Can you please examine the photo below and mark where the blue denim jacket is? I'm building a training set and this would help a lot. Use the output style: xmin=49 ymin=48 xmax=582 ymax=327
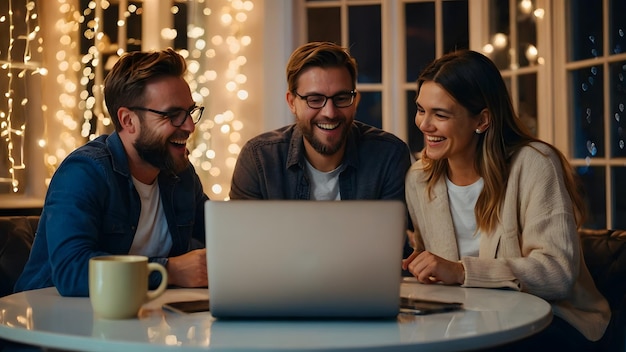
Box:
xmin=14 ymin=132 xmax=209 ymax=296
xmin=229 ymin=121 xmax=412 ymax=201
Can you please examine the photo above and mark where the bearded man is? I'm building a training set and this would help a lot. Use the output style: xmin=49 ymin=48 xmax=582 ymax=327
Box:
xmin=15 ymin=48 xmax=209 ymax=296
xmin=229 ymin=42 xmax=411 ymax=201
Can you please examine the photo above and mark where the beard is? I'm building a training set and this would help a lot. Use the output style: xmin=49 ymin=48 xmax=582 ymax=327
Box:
xmin=298 ymin=119 xmax=349 ymax=156
xmin=134 ymin=125 xmax=189 ymax=175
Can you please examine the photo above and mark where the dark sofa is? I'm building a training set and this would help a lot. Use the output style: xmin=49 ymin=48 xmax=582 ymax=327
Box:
xmin=0 ymin=216 xmax=38 ymax=297
xmin=580 ymin=228 xmax=626 ymax=350
xmin=0 ymin=216 xmax=625 ymax=349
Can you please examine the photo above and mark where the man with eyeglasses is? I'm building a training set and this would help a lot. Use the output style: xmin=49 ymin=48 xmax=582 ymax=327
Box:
xmin=230 ymin=41 xmax=412 ymax=202
xmin=15 ymin=48 xmax=209 ymax=297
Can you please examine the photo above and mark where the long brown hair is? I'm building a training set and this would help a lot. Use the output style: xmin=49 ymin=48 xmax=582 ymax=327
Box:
xmin=416 ymin=50 xmax=585 ymax=233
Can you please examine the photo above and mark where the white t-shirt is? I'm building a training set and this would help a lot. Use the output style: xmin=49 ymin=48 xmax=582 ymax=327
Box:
xmin=305 ymin=160 xmax=345 ymax=200
xmin=129 ymin=176 xmax=172 ymax=257
xmin=446 ymin=176 xmax=483 ymax=257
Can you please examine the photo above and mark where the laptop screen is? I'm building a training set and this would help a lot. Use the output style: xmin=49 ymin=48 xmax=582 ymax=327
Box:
xmin=205 ymin=200 xmax=406 ymax=319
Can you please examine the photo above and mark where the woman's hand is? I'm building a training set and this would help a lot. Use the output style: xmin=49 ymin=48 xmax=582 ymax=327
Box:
xmin=403 ymin=250 xmax=465 ymax=285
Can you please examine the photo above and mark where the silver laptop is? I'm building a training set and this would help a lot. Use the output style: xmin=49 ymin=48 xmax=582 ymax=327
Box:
xmin=204 ymin=200 xmax=406 ymax=319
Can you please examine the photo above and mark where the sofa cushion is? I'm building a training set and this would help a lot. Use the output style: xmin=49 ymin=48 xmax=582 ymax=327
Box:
xmin=580 ymin=228 xmax=626 ymax=350
xmin=0 ymin=216 xmax=39 ymax=297
xmin=580 ymin=229 xmax=626 ymax=309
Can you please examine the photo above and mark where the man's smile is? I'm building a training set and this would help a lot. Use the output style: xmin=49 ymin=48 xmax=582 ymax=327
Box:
xmin=316 ymin=122 xmax=340 ymax=130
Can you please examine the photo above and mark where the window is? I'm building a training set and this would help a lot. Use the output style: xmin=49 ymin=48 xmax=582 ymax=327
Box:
xmin=554 ymin=0 xmax=626 ymax=229
xmin=304 ymin=0 xmax=625 ymax=229
xmin=306 ymin=1 xmax=384 ymax=130
xmin=303 ymin=0 xmax=543 ymax=153
xmin=481 ymin=0 xmax=546 ymax=138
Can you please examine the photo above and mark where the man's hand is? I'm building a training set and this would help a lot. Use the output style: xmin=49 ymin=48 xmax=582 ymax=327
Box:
xmin=166 ymin=248 xmax=208 ymax=288
xmin=402 ymin=250 xmax=464 ymax=285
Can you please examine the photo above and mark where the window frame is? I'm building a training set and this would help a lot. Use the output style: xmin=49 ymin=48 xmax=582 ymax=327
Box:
xmin=553 ymin=0 xmax=626 ymax=228
xmin=300 ymin=0 xmax=553 ymax=145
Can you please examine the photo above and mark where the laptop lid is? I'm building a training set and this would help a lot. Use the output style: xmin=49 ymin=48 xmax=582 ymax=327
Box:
xmin=204 ymin=200 xmax=406 ymax=319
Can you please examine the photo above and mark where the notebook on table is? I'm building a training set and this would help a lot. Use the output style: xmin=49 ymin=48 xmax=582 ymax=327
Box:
xmin=204 ymin=200 xmax=406 ymax=319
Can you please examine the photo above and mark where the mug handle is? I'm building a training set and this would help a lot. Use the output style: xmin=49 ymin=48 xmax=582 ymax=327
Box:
xmin=145 ymin=262 xmax=168 ymax=301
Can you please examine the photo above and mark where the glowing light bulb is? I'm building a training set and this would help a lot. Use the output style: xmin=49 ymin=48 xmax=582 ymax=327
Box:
xmin=493 ymin=33 xmax=508 ymax=49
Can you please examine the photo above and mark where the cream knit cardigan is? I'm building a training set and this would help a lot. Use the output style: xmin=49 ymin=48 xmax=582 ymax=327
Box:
xmin=405 ymin=142 xmax=611 ymax=341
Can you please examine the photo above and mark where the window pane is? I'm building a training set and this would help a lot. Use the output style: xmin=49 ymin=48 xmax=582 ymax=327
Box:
xmin=567 ymin=0 xmax=602 ymax=61
xmin=610 ymin=60 xmax=626 ymax=157
xmin=518 ymin=73 xmax=538 ymax=136
xmin=571 ymin=66 xmax=605 ymax=158
xmin=349 ymin=5 xmax=382 ymax=83
xmin=577 ymin=166 xmax=606 ymax=229
xmin=442 ymin=0 xmax=469 ymax=54
xmin=516 ymin=0 xmax=538 ymax=67
xmin=613 ymin=167 xmax=626 ymax=229
xmin=172 ymin=2 xmax=189 ymax=51
xmin=405 ymin=2 xmax=435 ymax=82
xmin=488 ymin=0 xmax=510 ymax=70
xmin=98 ymin=1 xmax=143 ymax=52
xmin=355 ymin=91 xmax=382 ymax=129
xmin=307 ymin=7 xmax=341 ymax=44
xmin=609 ymin=0 xmax=626 ymax=55
xmin=406 ymin=90 xmax=422 ymax=155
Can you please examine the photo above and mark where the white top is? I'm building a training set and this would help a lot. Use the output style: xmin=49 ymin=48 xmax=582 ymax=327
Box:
xmin=0 ymin=279 xmax=552 ymax=352
xmin=130 ymin=176 xmax=172 ymax=257
xmin=305 ymin=160 xmax=344 ymax=200
xmin=446 ymin=176 xmax=483 ymax=257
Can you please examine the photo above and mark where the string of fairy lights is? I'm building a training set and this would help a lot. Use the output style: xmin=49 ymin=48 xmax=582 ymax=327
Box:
xmin=187 ymin=0 xmax=252 ymax=199
xmin=0 ymin=0 xmax=45 ymax=193
xmin=1 ymin=0 xmax=252 ymax=199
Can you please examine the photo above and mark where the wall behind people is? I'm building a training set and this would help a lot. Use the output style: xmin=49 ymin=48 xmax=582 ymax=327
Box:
xmin=0 ymin=0 xmax=299 ymax=207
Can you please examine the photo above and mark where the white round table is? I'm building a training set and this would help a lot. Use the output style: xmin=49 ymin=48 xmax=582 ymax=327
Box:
xmin=0 ymin=278 xmax=552 ymax=351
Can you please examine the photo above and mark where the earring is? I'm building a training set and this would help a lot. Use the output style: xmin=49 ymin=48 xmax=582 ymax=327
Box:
xmin=475 ymin=129 xmax=482 ymax=134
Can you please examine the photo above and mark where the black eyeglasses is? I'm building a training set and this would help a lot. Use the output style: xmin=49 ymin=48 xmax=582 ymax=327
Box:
xmin=128 ymin=105 xmax=204 ymax=127
xmin=294 ymin=90 xmax=356 ymax=109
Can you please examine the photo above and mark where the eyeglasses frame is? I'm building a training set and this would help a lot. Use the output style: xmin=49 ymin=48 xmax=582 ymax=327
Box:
xmin=293 ymin=90 xmax=357 ymax=109
xmin=128 ymin=105 xmax=204 ymax=127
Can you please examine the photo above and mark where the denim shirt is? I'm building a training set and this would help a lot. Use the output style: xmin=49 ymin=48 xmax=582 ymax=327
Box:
xmin=229 ymin=121 xmax=412 ymax=201
xmin=14 ymin=132 xmax=209 ymax=297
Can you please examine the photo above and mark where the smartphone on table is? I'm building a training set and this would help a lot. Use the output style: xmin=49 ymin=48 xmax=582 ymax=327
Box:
xmin=399 ymin=297 xmax=463 ymax=315
xmin=162 ymin=299 xmax=210 ymax=314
